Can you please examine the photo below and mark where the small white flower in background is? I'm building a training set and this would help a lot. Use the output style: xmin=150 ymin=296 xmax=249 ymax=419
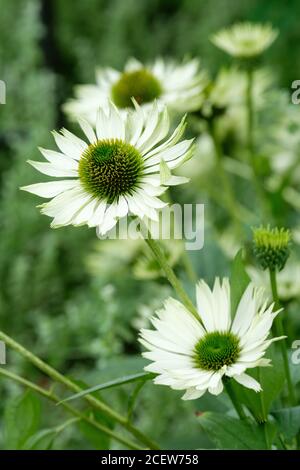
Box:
xmin=21 ymin=101 xmax=194 ymax=235
xmin=63 ymin=57 xmax=208 ymax=124
xmin=140 ymin=278 xmax=284 ymax=400
xmin=211 ymin=23 xmax=278 ymax=59
xmin=247 ymin=262 xmax=300 ymax=302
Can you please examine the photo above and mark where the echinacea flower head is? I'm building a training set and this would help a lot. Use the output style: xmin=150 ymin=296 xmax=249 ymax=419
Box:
xmin=253 ymin=226 xmax=291 ymax=271
xmin=21 ymin=101 xmax=193 ymax=234
xmin=211 ymin=23 xmax=278 ymax=59
xmin=63 ymin=58 xmax=208 ymax=124
xmin=140 ymin=278 xmax=283 ymax=400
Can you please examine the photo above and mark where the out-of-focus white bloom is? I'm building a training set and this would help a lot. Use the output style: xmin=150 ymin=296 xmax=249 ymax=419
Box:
xmin=22 ymin=101 xmax=193 ymax=235
xmin=247 ymin=261 xmax=300 ymax=301
xmin=133 ymin=240 xmax=183 ymax=280
xmin=211 ymin=23 xmax=278 ymax=59
xmin=179 ymin=134 xmax=215 ymax=181
xmin=64 ymin=58 xmax=208 ymax=124
xmin=140 ymin=279 xmax=283 ymax=400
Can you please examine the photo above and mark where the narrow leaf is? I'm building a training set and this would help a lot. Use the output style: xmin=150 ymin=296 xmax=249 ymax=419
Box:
xmin=59 ymin=372 xmax=152 ymax=404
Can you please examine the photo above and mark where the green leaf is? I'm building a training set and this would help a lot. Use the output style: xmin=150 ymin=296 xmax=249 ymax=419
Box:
xmin=24 ymin=429 xmax=57 ymax=450
xmin=232 ymin=346 xmax=285 ymax=422
xmin=59 ymin=372 xmax=152 ymax=404
xmin=230 ymin=249 xmax=251 ymax=316
xmin=4 ymin=390 xmax=41 ymax=450
xmin=198 ymin=411 xmax=266 ymax=449
xmin=272 ymin=407 xmax=300 ymax=441
xmin=127 ymin=379 xmax=148 ymax=421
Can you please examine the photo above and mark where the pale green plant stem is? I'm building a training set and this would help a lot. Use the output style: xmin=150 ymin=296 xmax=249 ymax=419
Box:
xmin=246 ymin=68 xmax=270 ymax=220
xmin=143 ymin=231 xmax=199 ymax=320
xmin=258 ymin=368 xmax=271 ymax=449
xmin=181 ymin=250 xmax=198 ymax=283
xmin=223 ymin=379 xmax=247 ymax=420
xmin=164 ymin=190 xmax=198 ymax=283
xmin=269 ymin=269 xmax=296 ymax=405
xmin=207 ymin=119 xmax=243 ymax=233
xmin=0 ymin=367 xmax=144 ymax=450
xmin=205 ymin=181 xmax=254 ymax=224
xmin=0 ymin=330 xmax=159 ymax=450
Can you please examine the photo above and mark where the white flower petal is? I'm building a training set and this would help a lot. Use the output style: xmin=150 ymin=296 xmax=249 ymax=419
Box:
xmin=72 ymin=197 xmax=99 ymax=226
xmin=52 ymin=131 xmax=83 ymax=160
xmin=196 ymin=280 xmax=216 ymax=331
xmin=78 ymin=117 xmax=97 ymax=143
xmin=182 ymin=388 xmax=205 ymax=401
xmin=21 ymin=180 xmax=79 ymax=198
xmin=87 ymin=200 xmax=107 ymax=227
xmin=233 ymin=373 xmax=262 ymax=392
xmin=28 ymin=160 xmax=78 ymax=178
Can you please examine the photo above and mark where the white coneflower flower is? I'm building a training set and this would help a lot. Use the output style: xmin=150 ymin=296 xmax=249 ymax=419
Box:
xmin=211 ymin=23 xmax=278 ymax=59
xmin=140 ymin=278 xmax=283 ymax=400
xmin=21 ymin=101 xmax=193 ymax=234
xmin=63 ymin=58 xmax=207 ymax=124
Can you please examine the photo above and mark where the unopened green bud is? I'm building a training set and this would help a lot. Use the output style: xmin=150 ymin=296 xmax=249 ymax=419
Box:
xmin=252 ymin=226 xmax=291 ymax=271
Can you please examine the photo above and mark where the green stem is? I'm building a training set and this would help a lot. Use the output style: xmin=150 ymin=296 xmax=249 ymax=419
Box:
xmin=246 ymin=68 xmax=254 ymax=159
xmin=0 ymin=330 xmax=159 ymax=450
xmin=164 ymin=190 xmax=198 ymax=283
xmin=0 ymin=367 xmax=143 ymax=450
xmin=269 ymin=269 xmax=296 ymax=405
xmin=224 ymin=379 xmax=247 ymax=420
xmin=207 ymin=120 xmax=243 ymax=232
xmin=258 ymin=368 xmax=271 ymax=449
xmin=181 ymin=250 xmax=198 ymax=283
xmin=143 ymin=231 xmax=199 ymax=320
xmin=246 ymin=68 xmax=270 ymax=221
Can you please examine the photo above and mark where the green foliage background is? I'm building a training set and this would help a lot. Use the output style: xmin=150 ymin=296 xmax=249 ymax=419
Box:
xmin=0 ymin=0 xmax=300 ymax=450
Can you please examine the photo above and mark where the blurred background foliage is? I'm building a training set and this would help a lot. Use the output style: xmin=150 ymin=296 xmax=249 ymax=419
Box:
xmin=0 ymin=0 xmax=300 ymax=449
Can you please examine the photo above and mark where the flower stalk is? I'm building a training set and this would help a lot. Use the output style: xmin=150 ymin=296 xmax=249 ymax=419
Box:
xmin=207 ymin=119 xmax=244 ymax=232
xmin=223 ymin=379 xmax=247 ymax=420
xmin=268 ymin=269 xmax=296 ymax=405
xmin=0 ymin=330 xmax=159 ymax=450
xmin=142 ymin=230 xmax=199 ymax=320
xmin=245 ymin=67 xmax=270 ymax=220
xmin=0 ymin=367 xmax=143 ymax=450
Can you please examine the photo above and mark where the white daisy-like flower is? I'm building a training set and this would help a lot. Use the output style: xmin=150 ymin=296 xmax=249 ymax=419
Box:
xmin=211 ymin=23 xmax=278 ymax=59
xmin=63 ymin=57 xmax=207 ymax=124
xmin=21 ymin=101 xmax=194 ymax=235
xmin=140 ymin=278 xmax=284 ymax=400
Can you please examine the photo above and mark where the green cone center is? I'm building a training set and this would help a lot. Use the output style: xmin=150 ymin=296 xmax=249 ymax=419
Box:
xmin=111 ymin=69 xmax=162 ymax=108
xmin=194 ymin=331 xmax=240 ymax=371
xmin=78 ymin=139 xmax=144 ymax=203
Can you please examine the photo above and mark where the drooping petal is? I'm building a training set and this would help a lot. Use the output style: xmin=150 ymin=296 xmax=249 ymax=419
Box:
xmin=233 ymin=373 xmax=262 ymax=392
xmin=182 ymin=388 xmax=205 ymax=401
